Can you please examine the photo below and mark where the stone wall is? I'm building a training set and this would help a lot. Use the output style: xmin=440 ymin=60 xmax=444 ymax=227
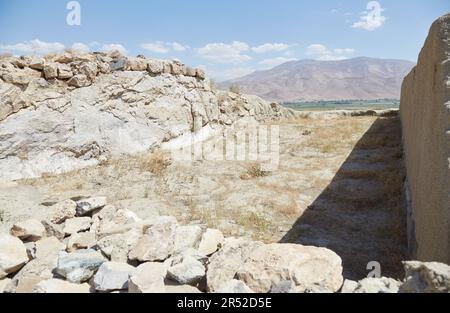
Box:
xmin=400 ymin=14 xmax=450 ymax=263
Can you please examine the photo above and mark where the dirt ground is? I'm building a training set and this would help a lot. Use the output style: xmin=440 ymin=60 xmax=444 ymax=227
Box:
xmin=0 ymin=113 xmax=407 ymax=280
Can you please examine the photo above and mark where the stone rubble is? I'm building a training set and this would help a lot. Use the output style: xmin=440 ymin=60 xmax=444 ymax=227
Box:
xmin=0 ymin=196 xmax=449 ymax=293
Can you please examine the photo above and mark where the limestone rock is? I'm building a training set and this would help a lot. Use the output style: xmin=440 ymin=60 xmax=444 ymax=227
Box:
xmin=57 ymin=64 xmax=73 ymax=80
xmin=196 ymin=69 xmax=206 ymax=80
xmin=127 ymin=57 xmax=148 ymax=71
xmin=0 ymin=234 xmax=29 ymax=279
xmin=28 ymin=57 xmax=45 ymax=70
xmin=0 ymin=278 xmax=12 ymax=293
xmin=128 ymin=216 xmax=177 ymax=262
xmin=41 ymin=220 xmax=65 ymax=240
xmin=50 ymin=200 xmax=77 ymax=224
xmin=67 ymin=74 xmax=90 ymax=88
xmin=33 ymin=279 xmax=91 ymax=293
xmin=76 ymin=197 xmax=107 ymax=216
xmin=353 ymin=277 xmax=401 ymax=293
xmin=146 ymin=59 xmax=164 ymax=74
xmin=216 ymin=280 xmax=254 ymax=293
xmin=55 ymin=249 xmax=105 ymax=283
xmin=167 ymin=256 xmax=206 ymax=285
xmin=96 ymin=228 xmax=141 ymax=262
xmin=174 ymin=225 xmax=203 ymax=254
xmin=198 ymin=228 xmax=224 ymax=256
xmin=43 ymin=63 xmax=58 ymax=80
xmin=207 ymin=238 xmax=263 ymax=292
xmin=93 ymin=262 xmax=135 ymax=292
xmin=165 ymin=284 xmax=202 ymax=293
xmin=400 ymin=261 xmax=450 ymax=293
xmin=64 ymin=217 xmax=92 ymax=235
xmin=67 ymin=232 xmax=97 ymax=252
xmin=128 ymin=262 xmax=166 ymax=293
xmin=341 ymin=279 xmax=358 ymax=293
xmin=235 ymin=243 xmax=344 ymax=293
xmin=35 ymin=237 xmax=65 ymax=259
xmin=10 ymin=219 xmax=46 ymax=242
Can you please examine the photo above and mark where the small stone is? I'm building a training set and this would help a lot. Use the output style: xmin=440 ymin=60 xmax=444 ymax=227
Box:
xmin=353 ymin=277 xmax=401 ymax=293
xmin=33 ymin=279 xmax=91 ymax=293
xmin=147 ymin=59 xmax=164 ymax=74
xmin=128 ymin=262 xmax=166 ymax=293
xmin=96 ymin=228 xmax=141 ymax=262
xmin=64 ymin=217 xmax=92 ymax=235
xmin=68 ymin=74 xmax=90 ymax=88
xmin=196 ymin=69 xmax=206 ymax=80
xmin=76 ymin=197 xmax=107 ymax=216
xmin=43 ymin=63 xmax=58 ymax=79
xmin=93 ymin=262 xmax=135 ymax=292
xmin=55 ymin=249 xmax=105 ymax=283
xmin=67 ymin=232 xmax=96 ymax=252
xmin=341 ymin=279 xmax=358 ymax=293
xmin=216 ymin=280 xmax=255 ymax=293
xmin=174 ymin=225 xmax=203 ymax=254
xmin=10 ymin=219 xmax=46 ymax=242
xmin=41 ymin=220 xmax=65 ymax=240
xmin=35 ymin=237 xmax=65 ymax=259
xmin=0 ymin=234 xmax=29 ymax=279
xmin=28 ymin=57 xmax=45 ymax=70
xmin=185 ymin=67 xmax=197 ymax=77
xmin=24 ymin=242 xmax=36 ymax=260
xmin=167 ymin=256 xmax=206 ymax=285
xmin=198 ymin=228 xmax=224 ymax=256
xmin=50 ymin=200 xmax=77 ymax=224
xmin=57 ymin=64 xmax=73 ymax=80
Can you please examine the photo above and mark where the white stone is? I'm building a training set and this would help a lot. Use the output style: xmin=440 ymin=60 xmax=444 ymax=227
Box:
xmin=64 ymin=217 xmax=92 ymax=235
xmin=93 ymin=262 xmax=135 ymax=292
xmin=35 ymin=237 xmax=65 ymax=259
xmin=76 ymin=197 xmax=107 ymax=216
xmin=174 ymin=225 xmax=203 ymax=254
xmin=128 ymin=262 xmax=166 ymax=293
xmin=167 ymin=256 xmax=205 ymax=285
xmin=10 ymin=219 xmax=46 ymax=242
xmin=216 ymin=279 xmax=254 ymax=293
xmin=33 ymin=279 xmax=91 ymax=293
xmin=0 ymin=234 xmax=29 ymax=278
xmin=55 ymin=249 xmax=105 ymax=283
xmin=198 ymin=228 xmax=224 ymax=256
xmin=67 ymin=232 xmax=97 ymax=252
xmin=50 ymin=200 xmax=77 ymax=224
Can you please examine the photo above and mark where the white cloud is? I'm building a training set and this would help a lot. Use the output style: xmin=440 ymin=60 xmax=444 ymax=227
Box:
xmin=141 ymin=41 xmax=169 ymax=53
xmin=259 ymin=57 xmax=297 ymax=68
xmin=251 ymin=43 xmax=290 ymax=54
xmin=71 ymin=42 xmax=91 ymax=53
xmin=198 ymin=41 xmax=251 ymax=64
xmin=198 ymin=64 xmax=254 ymax=81
xmin=140 ymin=41 xmax=189 ymax=53
xmin=101 ymin=43 xmax=128 ymax=55
xmin=306 ymin=44 xmax=355 ymax=61
xmin=0 ymin=39 xmax=65 ymax=55
xmin=171 ymin=42 xmax=189 ymax=52
xmin=352 ymin=1 xmax=386 ymax=31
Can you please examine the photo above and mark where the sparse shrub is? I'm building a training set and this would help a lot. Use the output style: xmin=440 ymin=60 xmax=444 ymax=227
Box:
xmin=241 ymin=163 xmax=270 ymax=179
xmin=229 ymin=84 xmax=241 ymax=94
xmin=138 ymin=151 xmax=172 ymax=176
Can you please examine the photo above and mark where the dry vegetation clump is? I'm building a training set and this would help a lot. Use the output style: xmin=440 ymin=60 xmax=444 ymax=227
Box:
xmin=137 ymin=151 xmax=172 ymax=176
xmin=241 ymin=163 xmax=270 ymax=180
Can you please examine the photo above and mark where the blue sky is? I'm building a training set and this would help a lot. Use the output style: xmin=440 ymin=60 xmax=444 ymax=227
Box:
xmin=0 ymin=0 xmax=448 ymax=80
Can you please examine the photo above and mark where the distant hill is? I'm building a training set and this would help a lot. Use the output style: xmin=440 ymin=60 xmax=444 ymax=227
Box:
xmin=220 ymin=57 xmax=415 ymax=102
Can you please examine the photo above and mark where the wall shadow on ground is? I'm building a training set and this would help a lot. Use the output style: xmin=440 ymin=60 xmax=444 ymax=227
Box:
xmin=280 ymin=115 xmax=407 ymax=280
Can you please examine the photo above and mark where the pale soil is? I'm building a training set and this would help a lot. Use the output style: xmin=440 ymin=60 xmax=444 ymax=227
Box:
xmin=0 ymin=114 xmax=406 ymax=280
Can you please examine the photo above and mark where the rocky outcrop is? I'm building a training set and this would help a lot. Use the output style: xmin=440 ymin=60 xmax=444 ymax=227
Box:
xmin=400 ymin=13 xmax=450 ymax=264
xmin=0 ymin=51 xmax=296 ymax=181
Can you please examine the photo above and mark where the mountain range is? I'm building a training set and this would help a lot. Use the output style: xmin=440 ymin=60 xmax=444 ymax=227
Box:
xmin=220 ymin=57 xmax=415 ymax=102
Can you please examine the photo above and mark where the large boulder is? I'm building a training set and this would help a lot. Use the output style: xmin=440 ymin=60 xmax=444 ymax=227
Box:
xmin=55 ymin=249 xmax=106 ymax=283
xmin=93 ymin=262 xmax=135 ymax=292
xmin=128 ymin=262 xmax=166 ymax=293
xmin=128 ymin=216 xmax=177 ymax=262
xmin=167 ymin=256 xmax=206 ymax=286
xmin=173 ymin=225 xmax=203 ymax=254
xmin=207 ymin=238 xmax=263 ymax=292
xmin=0 ymin=234 xmax=29 ymax=279
xmin=10 ymin=219 xmax=46 ymax=242
xmin=235 ymin=243 xmax=344 ymax=293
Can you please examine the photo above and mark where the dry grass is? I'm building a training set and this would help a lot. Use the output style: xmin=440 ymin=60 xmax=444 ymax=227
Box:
xmin=137 ymin=151 xmax=172 ymax=176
